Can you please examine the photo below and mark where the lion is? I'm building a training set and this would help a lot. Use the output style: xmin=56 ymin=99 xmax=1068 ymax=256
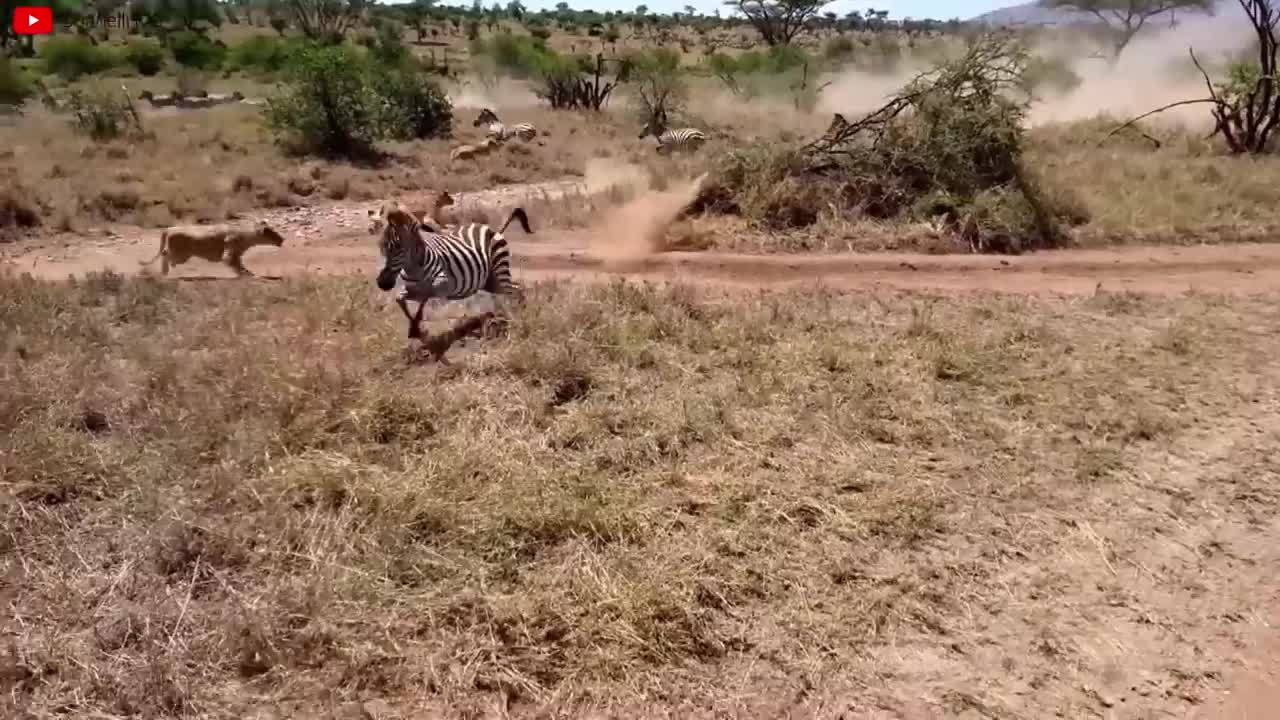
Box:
xmin=449 ymin=137 xmax=500 ymax=162
xmin=367 ymin=190 xmax=455 ymax=235
xmin=139 ymin=220 xmax=286 ymax=277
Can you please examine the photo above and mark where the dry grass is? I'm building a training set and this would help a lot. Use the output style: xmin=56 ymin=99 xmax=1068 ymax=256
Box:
xmin=1029 ymin=118 xmax=1280 ymax=246
xmin=2 ymin=272 xmax=1278 ymax=716
xmin=0 ymin=98 xmax=638 ymax=232
xmin=687 ymin=118 xmax=1280 ymax=254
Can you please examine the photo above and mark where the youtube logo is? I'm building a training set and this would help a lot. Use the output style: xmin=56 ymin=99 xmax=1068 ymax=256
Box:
xmin=13 ymin=7 xmax=54 ymax=35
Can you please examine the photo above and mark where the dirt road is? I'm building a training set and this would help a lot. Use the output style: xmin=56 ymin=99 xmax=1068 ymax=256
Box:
xmin=3 ymin=181 xmax=1280 ymax=296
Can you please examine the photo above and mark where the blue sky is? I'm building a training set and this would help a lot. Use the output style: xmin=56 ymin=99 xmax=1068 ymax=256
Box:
xmin=427 ymin=0 xmax=1016 ymax=23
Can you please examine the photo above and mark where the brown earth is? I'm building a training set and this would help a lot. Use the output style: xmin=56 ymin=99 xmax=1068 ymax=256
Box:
xmin=3 ymin=181 xmax=1280 ymax=298
xmin=3 ymin=182 xmax=1279 ymax=719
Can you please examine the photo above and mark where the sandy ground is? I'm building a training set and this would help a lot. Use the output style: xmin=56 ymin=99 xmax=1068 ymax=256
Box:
xmin=2 ymin=181 xmax=1279 ymax=718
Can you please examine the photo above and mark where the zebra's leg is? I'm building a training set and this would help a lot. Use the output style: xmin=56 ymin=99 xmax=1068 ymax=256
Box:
xmin=408 ymin=301 xmax=428 ymax=340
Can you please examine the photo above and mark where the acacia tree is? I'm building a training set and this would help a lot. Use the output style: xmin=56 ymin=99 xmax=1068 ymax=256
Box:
xmin=1040 ymin=0 xmax=1215 ymax=62
xmin=724 ymin=0 xmax=826 ymax=46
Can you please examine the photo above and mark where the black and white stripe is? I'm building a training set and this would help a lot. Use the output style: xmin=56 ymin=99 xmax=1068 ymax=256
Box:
xmin=473 ymin=108 xmax=537 ymax=142
xmin=376 ymin=207 xmax=533 ymax=338
xmin=639 ymin=123 xmax=707 ymax=155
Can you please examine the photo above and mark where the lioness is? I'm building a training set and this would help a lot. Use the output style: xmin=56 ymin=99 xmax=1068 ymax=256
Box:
xmin=367 ymin=191 xmax=455 ymax=235
xmin=139 ymin=220 xmax=286 ymax=277
xmin=450 ymin=137 xmax=500 ymax=162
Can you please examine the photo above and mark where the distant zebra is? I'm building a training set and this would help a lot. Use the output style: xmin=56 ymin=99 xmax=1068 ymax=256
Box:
xmin=639 ymin=122 xmax=707 ymax=155
xmin=473 ymin=108 xmax=537 ymax=142
xmin=374 ymin=203 xmax=534 ymax=339
xmin=138 ymin=90 xmax=181 ymax=108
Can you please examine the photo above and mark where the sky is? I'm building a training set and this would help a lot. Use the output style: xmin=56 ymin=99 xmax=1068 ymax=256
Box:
xmin=426 ymin=0 xmax=1017 ymax=23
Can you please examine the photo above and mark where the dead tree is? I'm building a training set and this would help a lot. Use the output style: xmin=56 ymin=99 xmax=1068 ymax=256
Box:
xmin=1109 ymin=0 xmax=1279 ymax=154
xmin=538 ymin=54 xmax=627 ymax=111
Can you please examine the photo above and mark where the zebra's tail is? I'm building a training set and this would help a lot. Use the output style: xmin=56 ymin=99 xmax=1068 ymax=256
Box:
xmin=499 ymin=207 xmax=533 ymax=235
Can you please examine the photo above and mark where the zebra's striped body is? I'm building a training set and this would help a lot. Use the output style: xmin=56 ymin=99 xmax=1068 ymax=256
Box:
xmin=375 ymin=204 xmax=533 ymax=339
xmin=473 ymin=108 xmax=537 ymax=142
xmin=651 ymin=128 xmax=707 ymax=155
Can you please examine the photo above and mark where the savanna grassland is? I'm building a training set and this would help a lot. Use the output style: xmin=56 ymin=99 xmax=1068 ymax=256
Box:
xmin=3 ymin=1 xmax=1280 ymax=718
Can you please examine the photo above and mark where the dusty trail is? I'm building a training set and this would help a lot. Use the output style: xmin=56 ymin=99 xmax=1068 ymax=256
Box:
xmin=3 ymin=181 xmax=1280 ymax=297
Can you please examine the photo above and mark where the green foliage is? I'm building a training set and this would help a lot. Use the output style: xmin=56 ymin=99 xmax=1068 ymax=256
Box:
xmin=123 ymin=40 xmax=166 ymax=77
xmin=627 ymin=47 xmax=686 ymax=129
xmin=263 ymin=42 xmax=454 ymax=157
xmin=1217 ymin=59 xmax=1264 ymax=105
xmin=373 ymin=68 xmax=454 ymax=140
xmin=39 ymin=37 xmax=121 ymax=80
xmin=264 ymin=44 xmax=384 ymax=157
xmin=472 ymin=32 xmax=574 ymax=81
xmin=167 ymin=30 xmax=227 ymax=69
xmin=0 ymin=55 xmax=34 ymax=107
xmin=367 ymin=18 xmax=409 ymax=65
xmin=704 ymin=46 xmax=816 ymax=98
xmin=228 ymin=35 xmax=305 ymax=75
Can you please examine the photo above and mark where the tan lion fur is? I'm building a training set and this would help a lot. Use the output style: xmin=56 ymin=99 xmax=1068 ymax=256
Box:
xmin=367 ymin=191 xmax=455 ymax=236
xmin=139 ymin=220 xmax=286 ymax=277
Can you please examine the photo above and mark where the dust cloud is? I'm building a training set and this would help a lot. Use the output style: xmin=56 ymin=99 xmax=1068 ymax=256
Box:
xmin=816 ymin=61 xmax=933 ymax=119
xmin=807 ymin=4 xmax=1255 ymax=131
xmin=584 ymin=173 xmax=708 ymax=266
xmin=582 ymin=156 xmax=651 ymax=197
xmin=449 ymin=78 xmax=542 ymax=111
xmin=1027 ymin=6 xmax=1257 ymax=127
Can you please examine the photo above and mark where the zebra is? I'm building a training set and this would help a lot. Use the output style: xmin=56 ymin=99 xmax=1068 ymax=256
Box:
xmin=138 ymin=90 xmax=181 ymax=108
xmin=374 ymin=203 xmax=534 ymax=339
xmin=473 ymin=108 xmax=537 ymax=142
xmin=639 ymin=122 xmax=708 ymax=155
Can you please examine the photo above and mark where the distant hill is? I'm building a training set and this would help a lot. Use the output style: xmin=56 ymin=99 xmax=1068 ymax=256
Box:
xmin=967 ymin=1 xmax=1231 ymax=27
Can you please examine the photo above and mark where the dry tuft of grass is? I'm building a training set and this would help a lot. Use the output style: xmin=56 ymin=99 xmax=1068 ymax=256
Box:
xmin=2 ymin=271 xmax=1278 ymax=716
xmin=1028 ymin=118 xmax=1280 ymax=245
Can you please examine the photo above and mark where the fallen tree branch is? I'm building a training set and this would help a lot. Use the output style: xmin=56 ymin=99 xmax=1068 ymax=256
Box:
xmin=1101 ymin=98 xmax=1218 ymax=147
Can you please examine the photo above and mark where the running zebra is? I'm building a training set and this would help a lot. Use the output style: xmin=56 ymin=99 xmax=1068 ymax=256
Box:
xmin=374 ymin=203 xmax=534 ymax=339
xmin=473 ymin=108 xmax=537 ymax=142
xmin=639 ymin=121 xmax=708 ymax=155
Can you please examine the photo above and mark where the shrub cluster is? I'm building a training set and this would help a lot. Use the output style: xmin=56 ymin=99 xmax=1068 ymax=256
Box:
xmin=263 ymin=43 xmax=453 ymax=158
xmin=701 ymin=33 xmax=1089 ymax=253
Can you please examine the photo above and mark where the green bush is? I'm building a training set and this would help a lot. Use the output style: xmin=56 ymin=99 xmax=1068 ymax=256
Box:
xmin=228 ymin=35 xmax=303 ymax=75
xmin=168 ymin=30 xmax=227 ymax=70
xmin=0 ymin=55 xmax=34 ymax=107
xmin=473 ymin=33 xmax=557 ymax=78
xmin=264 ymin=43 xmax=456 ymax=156
xmin=123 ymin=40 xmax=166 ymax=76
xmin=40 ymin=37 xmax=121 ymax=80
xmin=374 ymin=69 xmax=454 ymax=140
xmin=262 ymin=44 xmax=385 ymax=157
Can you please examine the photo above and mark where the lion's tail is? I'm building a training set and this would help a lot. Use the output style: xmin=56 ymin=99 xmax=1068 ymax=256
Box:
xmin=138 ymin=231 xmax=167 ymax=267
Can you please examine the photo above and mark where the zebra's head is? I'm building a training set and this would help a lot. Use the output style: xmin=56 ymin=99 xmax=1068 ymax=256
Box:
xmin=375 ymin=203 xmax=419 ymax=292
xmin=473 ymin=108 xmax=499 ymax=128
